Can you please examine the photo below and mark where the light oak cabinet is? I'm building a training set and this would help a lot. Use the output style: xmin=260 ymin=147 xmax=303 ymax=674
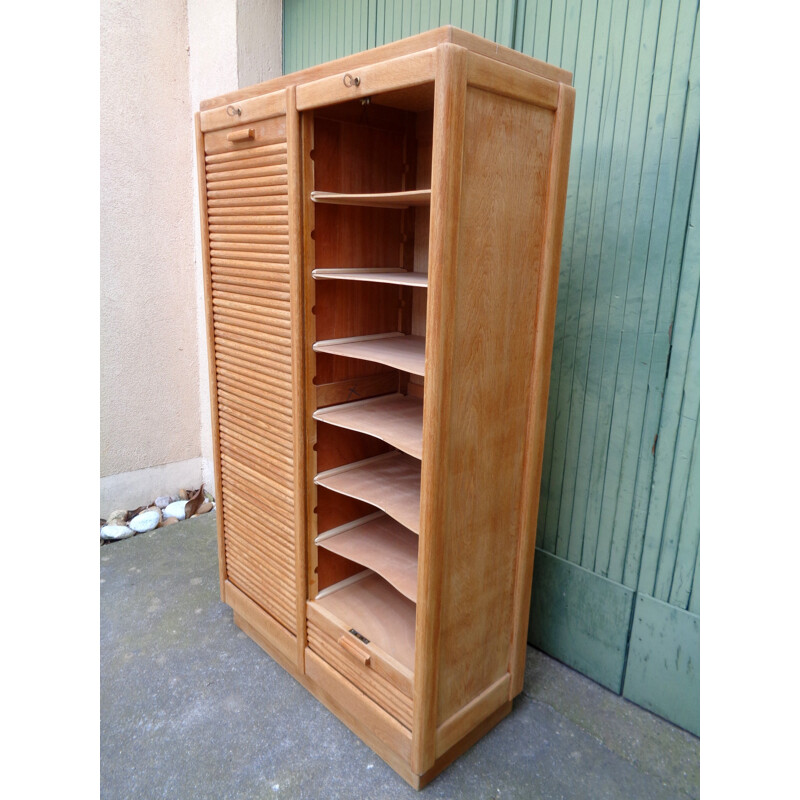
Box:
xmin=195 ymin=27 xmax=574 ymax=789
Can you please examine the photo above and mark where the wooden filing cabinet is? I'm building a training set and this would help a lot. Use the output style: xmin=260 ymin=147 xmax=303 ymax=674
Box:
xmin=195 ymin=26 xmax=574 ymax=789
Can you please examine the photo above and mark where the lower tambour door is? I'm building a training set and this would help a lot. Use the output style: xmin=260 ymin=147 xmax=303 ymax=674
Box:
xmin=199 ymin=97 xmax=298 ymax=634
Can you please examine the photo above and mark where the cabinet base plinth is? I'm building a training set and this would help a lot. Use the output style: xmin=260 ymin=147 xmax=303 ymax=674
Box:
xmin=228 ymin=592 xmax=514 ymax=790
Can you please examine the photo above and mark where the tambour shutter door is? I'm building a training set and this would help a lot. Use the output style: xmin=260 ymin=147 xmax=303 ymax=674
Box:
xmin=202 ymin=101 xmax=297 ymax=632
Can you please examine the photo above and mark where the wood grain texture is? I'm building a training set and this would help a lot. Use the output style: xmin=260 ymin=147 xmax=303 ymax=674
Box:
xmin=413 ymin=41 xmax=469 ymax=774
xmin=200 ymin=95 xmax=300 ymax=646
xmin=429 ymin=83 xmax=556 ymax=726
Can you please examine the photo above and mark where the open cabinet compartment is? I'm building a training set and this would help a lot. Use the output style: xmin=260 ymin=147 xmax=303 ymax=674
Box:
xmin=302 ymin=86 xmax=434 ymax=712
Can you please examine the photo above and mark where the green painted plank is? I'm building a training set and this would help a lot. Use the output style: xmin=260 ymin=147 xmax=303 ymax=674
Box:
xmin=512 ymin=0 xmax=527 ymax=51
xmin=687 ymin=538 xmax=699 ymax=615
xmin=439 ymin=0 xmax=454 ymax=28
xmin=529 ymin=548 xmax=635 ymax=693
xmin=367 ymin=0 xmax=377 ymax=48
xmin=639 ymin=160 xmax=700 ymax=597
xmin=550 ymin=0 xmax=612 ymax=561
xmin=622 ymin=593 xmax=699 ymax=735
xmin=539 ymin=0 xmax=601 ymax=557
xmin=591 ymin=0 xmax=664 ymax=579
xmin=545 ymin=0 xmax=567 ymax=68
xmin=576 ymin=0 xmax=650 ymax=572
xmin=603 ymin=0 xmax=686 ymax=585
xmin=669 ymin=412 xmax=699 ymax=609
xmin=536 ymin=0 xmax=583 ymax=551
xmin=625 ymin=1 xmax=699 ymax=591
xmin=559 ymin=0 xmax=629 ymax=567
xmin=532 ymin=0 xmax=551 ymax=58
xmin=653 ymin=299 xmax=699 ymax=601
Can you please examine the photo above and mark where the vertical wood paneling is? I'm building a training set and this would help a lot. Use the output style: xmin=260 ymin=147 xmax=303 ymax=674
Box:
xmin=282 ymin=0 xmax=700 ymax=624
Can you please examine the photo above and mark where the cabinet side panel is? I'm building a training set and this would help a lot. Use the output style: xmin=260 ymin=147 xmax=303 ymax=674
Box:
xmin=202 ymin=100 xmax=299 ymax=637
xmin=434 ymin=87 xmax=555 ymax=723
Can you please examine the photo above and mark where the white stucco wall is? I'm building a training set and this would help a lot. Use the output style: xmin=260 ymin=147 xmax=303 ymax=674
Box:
xmin=100 ymin=0 xmax=282 ymax=516
xmin=101 ymin=0 xmax=200 ymax=513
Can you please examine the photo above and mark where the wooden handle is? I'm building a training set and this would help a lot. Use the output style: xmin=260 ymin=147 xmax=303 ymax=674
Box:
xmin=338 ymin=634 xmax=371 ymax=666
xmin=227 ymin=128 xmax=255 ymax=142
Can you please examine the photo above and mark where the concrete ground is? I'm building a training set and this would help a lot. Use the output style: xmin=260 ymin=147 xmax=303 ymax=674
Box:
xmin=100 ymin=513 xmax=699 ymax=800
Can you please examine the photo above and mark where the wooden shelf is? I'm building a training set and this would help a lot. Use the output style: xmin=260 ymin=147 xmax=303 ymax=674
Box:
xmin=314 ymin=572 xmax=416 ymax=670
xmin=311 ymin=189 xmax=431 ymax=208
xmin=315 ymin=451 xmax=421 ymax=534
xmin=317 ymin=513 xmax=419 ymax=602
xmin=313 ymin=333 xmax=425 ymax=377
xmin=312 ymin=268 xmax=429 ymax=288
xmin=314 ymin=393 xmax=423 ymax=459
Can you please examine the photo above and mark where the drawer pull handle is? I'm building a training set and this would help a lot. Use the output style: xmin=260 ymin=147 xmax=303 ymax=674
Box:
xmin=338 ymin=634 xmax=370 ymax=666
xmin=227 ymin=128 xmax=255 ymax=142
xmin=343 ymin=73 xmax=360 ymax=88
xmin=226 ymin=105 xmax=242 ymax=116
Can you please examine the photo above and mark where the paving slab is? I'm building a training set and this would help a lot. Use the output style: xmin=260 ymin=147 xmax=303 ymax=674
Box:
xmin=100 ymin=513 xmax=699 ymax=800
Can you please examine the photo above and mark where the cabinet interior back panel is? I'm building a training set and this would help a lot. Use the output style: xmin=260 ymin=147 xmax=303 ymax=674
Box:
xmin=205 ymin=120 xmax=297 ymax=634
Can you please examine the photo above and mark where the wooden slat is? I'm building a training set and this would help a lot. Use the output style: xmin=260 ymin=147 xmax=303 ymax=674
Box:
xmin=205 ymin=141 xmax=287 ymax=165
xmin=206 ymin=164 xmax=288 ymax=182
xmin=208 ymin=205 xmax=290 ymax=217
xmin=222 ymin=507 xmax=295 ymax=565
xmin=315 ymin=452 xmax=421 ymax=534
xmin=206 ymin=153 xmax=288 ymax=173
xmin=215 ymin=337 xmax=292 ymax=366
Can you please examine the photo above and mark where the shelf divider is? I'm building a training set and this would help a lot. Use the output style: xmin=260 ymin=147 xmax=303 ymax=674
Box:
xmin=313 ymin=333 xmax=425 ymax=377
xmin=314 ymin=451 xmax=421 ymax=534
xmin=314 ymin=393 xmax=423 ymax=459
xmin=312 ymin=268 xmax=428 ymax=288
xmin=317 ymin=513 xmax=419 ymax=602
xmin=310 ymin=189 xmax=431 ymax=208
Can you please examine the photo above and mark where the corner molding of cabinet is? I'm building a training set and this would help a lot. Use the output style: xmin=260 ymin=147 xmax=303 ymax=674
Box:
xmin=412 ymin=41 xmax=469 ymax=775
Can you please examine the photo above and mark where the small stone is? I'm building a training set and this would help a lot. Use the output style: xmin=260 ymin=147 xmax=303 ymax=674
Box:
xmin=160 ymin=516 xmax=180 ymax=527
xmin=163 ymin=500 xmax=188 ymax=520
xmin=192 ymin=502 xmax=213 ymax=517
xmin=101 ymin=524 xmax=135 ymax=541
xmin=155 ymin=496 xmax=171 ymax=509
xmin=107 ymin=509 xmax=127 ymax=526
xmin=129 ymin=508 xmax=162 ymax=533
xmin=170 ymin=494 xmax=181 ymax=503
xmin=179 ymin=488 xmax=189 ymax=500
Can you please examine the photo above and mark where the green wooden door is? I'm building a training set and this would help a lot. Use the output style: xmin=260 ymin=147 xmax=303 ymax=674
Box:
xmin=284 ymin=0 xmax=700 ymax=736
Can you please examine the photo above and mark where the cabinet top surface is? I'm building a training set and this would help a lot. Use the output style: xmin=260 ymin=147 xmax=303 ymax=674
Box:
xmin=199 ymin=25 xmax=572 ymax=112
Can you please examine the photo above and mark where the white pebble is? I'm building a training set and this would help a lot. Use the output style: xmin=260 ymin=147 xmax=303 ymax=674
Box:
xmin=163 ymin=500 xmax=188 ymax=520
xmin=101 ymin=525 xmax=135 ymax=541
xmin=129 ymin=508 xmax=161 ymax=533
